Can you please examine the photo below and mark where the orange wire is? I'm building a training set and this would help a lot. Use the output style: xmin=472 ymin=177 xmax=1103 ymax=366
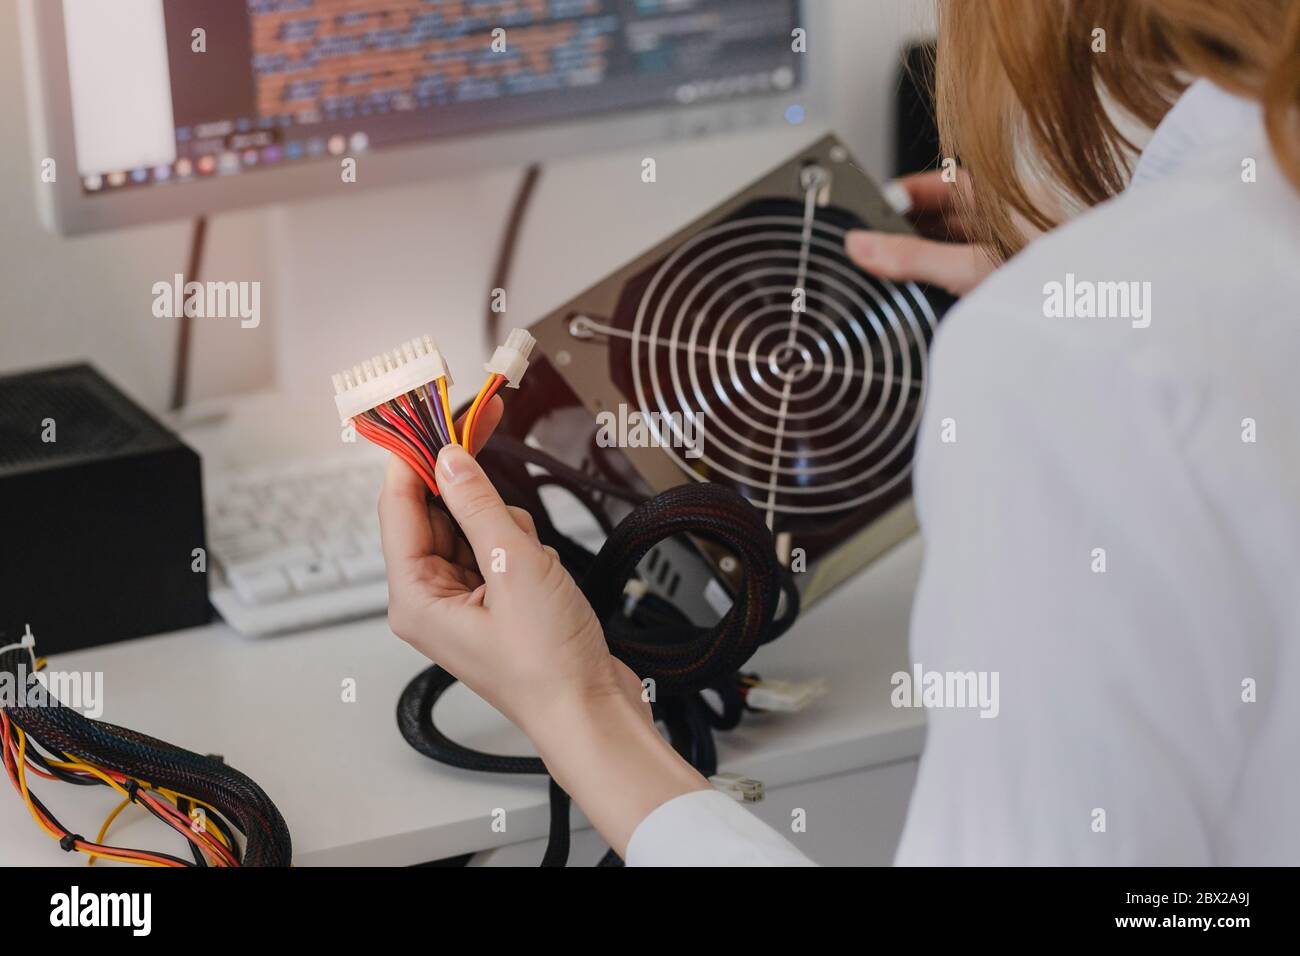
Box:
xmin=0 ymin=713 xmax=188 ymax=867
xmin=464 ymin=375 xmax=505 ymax=454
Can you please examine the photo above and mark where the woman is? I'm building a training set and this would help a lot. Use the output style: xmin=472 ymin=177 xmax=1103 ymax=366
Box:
xmin=379 ymin=0 xmax=1300 ymax=865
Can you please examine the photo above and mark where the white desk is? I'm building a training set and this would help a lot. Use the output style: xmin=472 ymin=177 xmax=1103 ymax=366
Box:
xmin=1 ymin=394 xmax=927 ymax=866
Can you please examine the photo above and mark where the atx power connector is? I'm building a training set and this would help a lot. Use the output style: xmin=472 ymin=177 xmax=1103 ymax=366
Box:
xmin=484 ymin=328 xmax=536 ymax=388
xmin=331 ymin=334 xmax=452 ymax=424
xmin=330 ymin=329 xmax=535 ymax=495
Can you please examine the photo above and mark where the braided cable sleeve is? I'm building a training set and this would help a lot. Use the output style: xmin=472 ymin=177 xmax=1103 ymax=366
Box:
xmin=1 ymin=647 xmax=292 ymax=866
xmin=396 ymin=664 xmax=544 ymax=775
xmin=396 ymin=663 xmax=572 ymax=864
xmin=396 ymin=448 xmax=797 ymax=866
xmin=580 ymin=482 xmax=782 ymax=695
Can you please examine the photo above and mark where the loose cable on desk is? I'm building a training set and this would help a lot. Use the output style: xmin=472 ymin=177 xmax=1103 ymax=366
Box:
xmin=0 ymin=642 xmax=292 ymax=867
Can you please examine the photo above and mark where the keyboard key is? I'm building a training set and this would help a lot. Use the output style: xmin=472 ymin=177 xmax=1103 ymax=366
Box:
xmin=228 ymin=567 xmax=291 ymax=606
xmin=273 ymin=518 xmax=315 ymax=543
xmin=338 ymin=550 xmax=387 ymax=584
xmin=214 ymin=528 xmax=281 ymax=561
xmin=315 ymin=535 xmax=359 ymax=558
xmin=224 ymin=544 xmax=316 ymax=575
xmin=286 ymin=559 xmax=342 ymax=594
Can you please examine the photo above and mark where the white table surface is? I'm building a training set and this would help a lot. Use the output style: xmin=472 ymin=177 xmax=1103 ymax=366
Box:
xmin=0 ymin=393 xmax=927 ymax=866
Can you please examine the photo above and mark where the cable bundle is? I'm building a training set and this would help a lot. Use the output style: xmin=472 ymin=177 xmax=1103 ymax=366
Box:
xmin=398 ymin=434 xmax=801 ymax=866
xmin=0 ymin=643 xmax=291 ymax=866
xmin=332 ymin=330 xmax=802 ymax=866
xmin=332 ymin=330 xmax=536 ymax=493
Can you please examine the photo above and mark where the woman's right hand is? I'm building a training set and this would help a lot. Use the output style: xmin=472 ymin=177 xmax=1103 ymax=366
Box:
xmin=845 ymin=170 xmax=993 ymax=297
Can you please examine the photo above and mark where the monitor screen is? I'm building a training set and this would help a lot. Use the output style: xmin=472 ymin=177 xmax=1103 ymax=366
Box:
xmin=62 ymin=0 xmax=804 ymax=197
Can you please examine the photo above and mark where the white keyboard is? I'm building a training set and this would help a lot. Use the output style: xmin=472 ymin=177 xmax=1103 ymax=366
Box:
xmin=206 ymin=455 xmax=390 ymax=636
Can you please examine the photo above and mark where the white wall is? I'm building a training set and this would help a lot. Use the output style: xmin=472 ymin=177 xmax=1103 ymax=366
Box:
xmin=0 ymin=0 xmax=932 ymax=415
xmin=0 ymin=1 xmax=275 ymax=411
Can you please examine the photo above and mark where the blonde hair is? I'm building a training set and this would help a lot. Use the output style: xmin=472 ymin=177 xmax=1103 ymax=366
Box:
xmin=935 ymin=0 xmax=1300 ymax=260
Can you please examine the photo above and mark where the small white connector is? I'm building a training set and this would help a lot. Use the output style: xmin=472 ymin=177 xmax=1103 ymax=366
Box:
xmin=745 ymin=677 xmax=828 ymax=713
xmin=0 ymin=623 xmax=38 ymax=671
xmin=710 ymin=772 xmax=765 ymax=803
xmin=621 ymin=577 xmax=649 ymax=617
xmin=331 ymin=334 xmax=451 ymax=424
xmin=485 ymin=328 xmax=537 ymax=388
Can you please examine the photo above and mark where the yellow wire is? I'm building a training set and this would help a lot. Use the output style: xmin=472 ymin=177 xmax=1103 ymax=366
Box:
xmin=155 ymin=787 xmax=233 ymax=850
xmin=39 ymin=753 xmax=231 ymax=862
xmin=461 ymin=374 xmax=497 ymax=455
xmin=15 ymin=728 xmax=61 ymax=839
xmin=87 ymin=797 xmax=132 ymax=866
xmin=437 ymin=377 xmax=458 ymax=446
xmin=13 ymin=734 xmax=182 ymax=867
xmin=44 ymin=754 xmax=130 ymax=797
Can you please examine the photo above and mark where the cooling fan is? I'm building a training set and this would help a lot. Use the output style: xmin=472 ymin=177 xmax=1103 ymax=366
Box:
xmin=499 ymin=135 xmax=952 ymax=609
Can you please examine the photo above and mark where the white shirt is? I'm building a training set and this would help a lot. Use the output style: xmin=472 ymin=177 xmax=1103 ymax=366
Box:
xmin=626 ymin=81 xmax=1300 ymax=866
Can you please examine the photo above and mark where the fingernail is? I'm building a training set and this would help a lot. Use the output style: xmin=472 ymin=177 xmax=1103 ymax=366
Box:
xmin=846 ymin=230 xmax=878 ymax=260
xmin=436 ymin=444 xmax=476 ymax=485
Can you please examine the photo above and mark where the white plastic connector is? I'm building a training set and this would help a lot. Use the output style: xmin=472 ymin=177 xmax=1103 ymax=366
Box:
xmin=331 ymin=334 xmax=452 ymax=424
xmin=485 ymin=328 xmax=537 ymax=388
xmin=621 ymin=577 xmax=649 ymax=617
xmin=0 ymin=623 xmax=38 ymax=671
xmin=745 ymin=677 xmax=828 ymax=713
xmin=709 ymin=772 xmax=765 ymax=803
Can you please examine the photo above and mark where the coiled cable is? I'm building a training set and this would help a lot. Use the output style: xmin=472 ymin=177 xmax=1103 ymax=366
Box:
xmin=397 ymin=437 xmax=799 ymax=866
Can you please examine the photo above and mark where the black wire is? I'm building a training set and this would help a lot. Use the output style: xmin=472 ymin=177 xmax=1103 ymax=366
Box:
xmin=540 ymin=779 xmax=571 ymax=867
xmin=18 ymin=741 xmax=102 ymax=786
xmin=397 ymin=437 xmax=798 ymax=866
xmin=485 ymin=163 xmax=543 ymax=352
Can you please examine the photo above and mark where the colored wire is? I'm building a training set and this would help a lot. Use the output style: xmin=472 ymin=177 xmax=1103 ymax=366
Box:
xmin=347 ymin=367 xmax=506 ymax=494
xmin=357 ymin=414 xmax=438 ymax=494
xmin=463 ymin=373 xmax=505 ymax=455
xmin=1 ymin=647 xmax=291 ymax=867
xmin=437 ymin=378 xmax=458 ymax=446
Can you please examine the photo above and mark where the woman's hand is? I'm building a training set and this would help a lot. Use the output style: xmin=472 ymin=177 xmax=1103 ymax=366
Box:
xmin=845 ymin=170 xmax=993 ymax=296
xmin=378 ymin=397 xmax=642 ymax=734
xmin=377 ymin=399 xmax=709 ymax=854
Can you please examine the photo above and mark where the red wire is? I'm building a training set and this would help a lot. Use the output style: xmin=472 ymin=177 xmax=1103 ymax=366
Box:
xmin=141 ymin=790 xmax=238 ymax=866
xmin=397 ymin=393 xmax=432 ymax=446
xmin=0 ymin=713 xmax=191 ymax=867
xmin=375 ymin=403 xmax=439 ymax=476
xmin=356 ymin=418 xmax=431 ymax=487
xmin=358 ymin=418 xmax=433 ymax=487
xmin=356 ymin=416 xmax=439 ymax=494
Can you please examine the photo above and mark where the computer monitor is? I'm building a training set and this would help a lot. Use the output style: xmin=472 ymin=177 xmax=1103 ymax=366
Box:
xmin=21 ymin=0 xmax=824 ymax=235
